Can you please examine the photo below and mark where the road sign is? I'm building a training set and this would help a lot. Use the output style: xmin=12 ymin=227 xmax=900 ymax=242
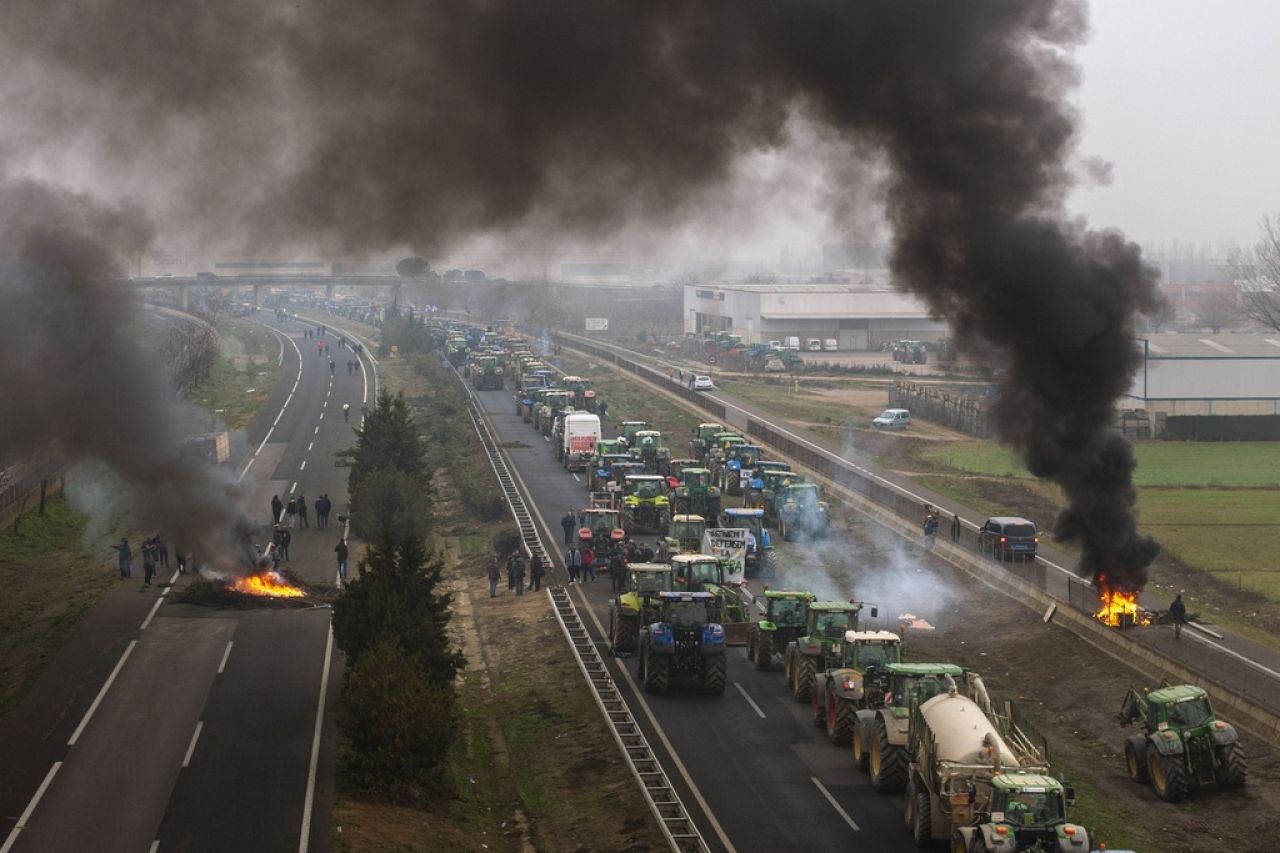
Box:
xmin=585 ymin=317 xmax=609 ymax=331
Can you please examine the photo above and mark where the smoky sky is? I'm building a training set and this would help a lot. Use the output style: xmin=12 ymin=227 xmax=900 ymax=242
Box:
xmin=0 ymin=0 xmax=1159 ymax=588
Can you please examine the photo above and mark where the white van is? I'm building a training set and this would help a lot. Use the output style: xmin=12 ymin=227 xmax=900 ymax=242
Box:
xmin=783 ymin=336 xmax=801 ymax=351
xmin=560 ymin=412 xmax=602 ymax=471
xmin=822 ymin=339 xmax=838 ymax=351
xmin=806 ymin=338 xmax=822 ymax=351
xmin=872 ymin=408 xmax=912 ymax=430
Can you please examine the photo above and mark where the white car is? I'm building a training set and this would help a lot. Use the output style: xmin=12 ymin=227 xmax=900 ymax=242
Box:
xmin=692 ymin=375 xmax=715 ymax=391
xmin=872 ymin=408 xmax=911 ymax=430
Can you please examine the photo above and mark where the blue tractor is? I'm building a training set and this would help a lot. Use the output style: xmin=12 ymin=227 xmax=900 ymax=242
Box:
xmin=722 ymin=507 xmax=777 ymax=577
xmin=637 ymin=592 xmax=727 ymax=695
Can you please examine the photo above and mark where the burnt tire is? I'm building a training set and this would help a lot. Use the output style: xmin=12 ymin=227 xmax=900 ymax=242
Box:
xmin=1149 ymin=747 xmax=1189 ymax=803
xmin=827 ymin=696 xmax=856 ymax=745
xmin=791 ymin=653 xmax=816 ymax=703
xmin=911 ymin=784 xmax=932 ymax=848
xmin=754 ymin=632 xmax=774 ymax=671
xmin=1216 ymin=742 xmax=1248 ymax=788
xmin=852 ymin=717 xmax=873 ymax=771
xmin=702 ymin=654 xmax=727 ymax=695
xmin=872 ymin=716 xmax=908 ymax=793
xmin=1124 ymin=735 xmax=1149 ymax=783
xmin=642 ymin=650 xmax=669 ymax=694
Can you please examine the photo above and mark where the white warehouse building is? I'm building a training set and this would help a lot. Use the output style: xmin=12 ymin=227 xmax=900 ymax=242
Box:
xmin=1126 ymin=334 xmax=1280 ymax=416
xmin=683 ymin=280 xmax=945 ymax=350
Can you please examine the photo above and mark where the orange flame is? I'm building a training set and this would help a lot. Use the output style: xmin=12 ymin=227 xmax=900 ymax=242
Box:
xmin=1095 ymin=585 xmax=1149 ymax=627
xmin=228 ymin=570 xmax=306 ymax=598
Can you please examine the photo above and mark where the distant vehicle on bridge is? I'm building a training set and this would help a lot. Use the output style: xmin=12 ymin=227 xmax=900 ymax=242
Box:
xmin=196 ymin=271 xmax=218 ymax=281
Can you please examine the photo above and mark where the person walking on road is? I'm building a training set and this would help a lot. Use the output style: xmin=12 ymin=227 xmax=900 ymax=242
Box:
xmin=950 ymin=514 xmax=962 ymax=543
xmin=597 ymin=400 xmax=607 ymax=421
xmin=581 ymin=546 xmax=596 ymax=582
xmin=141 ymin=538 xmax=157 ymax=586
xmin=155 ymin=535 xmax=169 ymax=568
xmin=1170 ymin=593 xmax=1187 ymax=640
xmin=297 ymin=495 xmax=310 ymax=528
xmin=528 ymin=551 xmax=545 ymax=592
xmin=321 ymin=495 xmax=332 ymax=529
xmin=565 ymin=545 xmax=582 ymax=584
xmin=610 ymin=552 xmax=626 ymax=593
xmin=271 ymin=494 xmax=283 ymax=524
xmin=175 ymin=549 xmax=187 ymax=574
xmin=112 ymin=538 xmax=133 ymax=579
xmin=561 ymin=510 xmax=576 ymax=546
xmin=280 ymin=527 xmax=291 ymax=561
xmin=343 ymin=403 xmax=350 ymax=422
xmin=488 ymin=558 xmax=501 ymax=597
xmin=316 ymin=339 xmax=324 ymax=357
xmin=286 ymin=496 xmax=297 ymax=528
xmin=335 ymin=538 xmax=349 ymax=584
xmin=329 ymin=359 xmax=336 ymax=376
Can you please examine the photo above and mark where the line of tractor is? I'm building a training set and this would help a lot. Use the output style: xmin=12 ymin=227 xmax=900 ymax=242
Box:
xmin=441 ymin=321 xmax=1249 ymax=852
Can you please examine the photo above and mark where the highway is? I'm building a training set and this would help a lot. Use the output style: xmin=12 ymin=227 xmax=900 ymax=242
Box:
xmin=0 ymin=314 xmax=371 ymax=853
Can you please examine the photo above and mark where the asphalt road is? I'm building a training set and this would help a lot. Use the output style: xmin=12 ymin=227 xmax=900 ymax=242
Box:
xmin=469 ymin=384 xmax=918 ymax=853
xmin=0 ymin=314 xmax=371 ymax=853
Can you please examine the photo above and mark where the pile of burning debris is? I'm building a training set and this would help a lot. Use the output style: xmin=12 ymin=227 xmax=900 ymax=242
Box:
xmin=178 ymin=550 xmax=312 ymax=608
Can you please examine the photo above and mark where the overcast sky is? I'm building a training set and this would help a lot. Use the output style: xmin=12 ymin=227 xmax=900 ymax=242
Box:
xmin=1069 ymin=0 xmax=1280 ymax=250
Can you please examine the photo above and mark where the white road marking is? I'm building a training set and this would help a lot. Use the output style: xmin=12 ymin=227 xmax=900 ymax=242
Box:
xmin=1200 ymin=338 xmax=1233 ymax=353
xmin=299 ymin=460 xmax=307 ymax=471
xmin=571 ymin=472 xmax=581 ymax=482
xmin=290 ymin=481 xmax=298 ymax=495
xmin=241 ymin=321 xmax=304 ymax=482
xmin=1265 ymin=338 xmax=1280 ymax=349
xmin=149 ymin=841 xmax=160 ymax=853
xmin=314 ymin=426 xmax=319 ymax=435
xmin=734 ymin=682 xmax=766 ymax=719
xmin=298 ymin=625 xmax=335 ymax=853
xmin=68 ymin=640 xmax=137 ymax=746
xmin=217 ymin=641 xmax=234 ymax=674
xmin=811 ymin=777 xmax=860 ymax=831
xmin=543 ymin=434 xmax=549 ymax=442
xmin=1146 ymin=341 xmax=1167 ymax=354
xmin=140 ymin=596 xmax=165 ymax=631
xmin=319 ymin=412 xmax=324 ymax=420
xmin=307 ymin=442 xmax=313 ymax=451
xmin=182 ymin=721 xmax=204 ymax=768
xmin=0 ymin=762 xmax=62 ymax=853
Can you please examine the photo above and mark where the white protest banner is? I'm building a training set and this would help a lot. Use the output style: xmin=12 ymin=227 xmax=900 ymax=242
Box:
xmin=702 ymin=528 xmax=748 ymax=585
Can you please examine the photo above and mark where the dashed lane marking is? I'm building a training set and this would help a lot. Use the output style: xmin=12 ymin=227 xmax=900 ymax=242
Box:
xmin=0 ymin=762 xmax=62 ymax=853
xmin=217 ymin=641 xmax=233 ymax=674
xmin=182 ymin=721 xmax=204 ymax=768
xmin=734 ymin=682 xmax=766 ymax=719
xmin=811 ymin=777 xmax=860 ymax=831
xmin=68 ymin=641 xmax=137 ymax=746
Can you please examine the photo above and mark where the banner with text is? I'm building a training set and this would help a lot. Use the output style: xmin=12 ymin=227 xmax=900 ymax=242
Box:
xmin=702 ymin=528 xmax=748 ymax=585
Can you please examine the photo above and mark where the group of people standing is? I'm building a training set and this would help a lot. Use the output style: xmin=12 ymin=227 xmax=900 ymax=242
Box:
xmin=111 ymin=535 xmax=184 ymax=586
xmin=270 ymin=493 xmax=335 ymax=529
xmin=490 ymin=547 xmax=546 ymax=596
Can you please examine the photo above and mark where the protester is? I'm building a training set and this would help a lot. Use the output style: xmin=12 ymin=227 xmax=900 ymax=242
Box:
xmin=1170 ymin=593 xmax=1187 ymax=640
xmin=297 ymin=495 xmax=309 ymax=528
xmin=528 ymin=551 xmax=545 ymax=592
xmin=488 ymin=559 xmax=501 ymax=598
xmin=565 ymin=545 xmax=582 ymax=584
xmin=335 ymin=538 xmax=349 ymax=583
xmin=271 ymin=494 xmax=283 ymax=524
xmin=561 ymin=510 xmax=576 ymax=545
xmin=286 ymin=496 xmax=298 ymax=528
xmin=141 ymin=538 xmax=157 ymax=586
xmin=112 ymin=538 xmax=132 ymax=580
xmin=581 ymin=546 xmax=596 ymax=582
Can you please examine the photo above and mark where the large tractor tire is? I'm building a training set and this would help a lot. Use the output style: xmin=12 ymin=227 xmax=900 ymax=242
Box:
xmin=791 ymin=653 xmax=816 ymax=703
xmin=910 ymin=780 xmax=933 ymax=848
xmin=1216 ymin=742 xmax=1248 ymax=788
xmin=658 ymin=509 xmax=671 ymax=536
xmin=760 ymin=549 xmax=778 ymax=578
xmin=641 ymin=649 xmax=669 ymax=694
xmin=622 ymin=506 xmax=636 ymax=533
xmin=810 ymin=681 xmax=827 ymax=728
xmin=727 ymin=470 xmax=741 ymax=496
xmin=1124 ymin=735 xmax=1149 ymax=783
xmin=610 ymin=607 xmax=639 ymax=654
xmin=826 ymin=695 xmax=856 ymax=745
xmin=871 ymin=716 xmax=908 ymax=792
xmin=852 ymin=714 xmax=874 ymax=771
xmin=779 ymin=516 xmax=792 ymax=542
xmin=702 ymin=654 xmax=727 ymax=695
xmin=1148 ymin=747 xmax=1189 ymax=803
xmin=754 ymin=632 xmax=775 ymax=672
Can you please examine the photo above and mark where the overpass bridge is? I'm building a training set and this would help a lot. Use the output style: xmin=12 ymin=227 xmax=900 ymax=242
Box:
xmin=131 ymin=274 xmax=413 ymax=308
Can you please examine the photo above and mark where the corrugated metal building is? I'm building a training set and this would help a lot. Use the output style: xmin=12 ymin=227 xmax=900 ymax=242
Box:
xmin=1126 ymin=334 xmax=1280 ymax=415
xmin=683 ymin=279 xmax=945 ymax=350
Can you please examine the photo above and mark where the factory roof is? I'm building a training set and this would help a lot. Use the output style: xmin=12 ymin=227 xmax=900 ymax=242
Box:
xmin=1142 ymin=334 xmax=1280 ymax=358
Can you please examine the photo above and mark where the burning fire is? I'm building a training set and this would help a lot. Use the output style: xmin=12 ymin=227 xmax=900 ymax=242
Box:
xmin=228 ymin=570 xmax=306 ymax=598
xmin=1095 ymin=584 xmax=1149 ymax=628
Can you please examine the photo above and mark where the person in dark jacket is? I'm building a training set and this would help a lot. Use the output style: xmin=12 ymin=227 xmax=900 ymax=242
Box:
xmin=297 ymin=495 xmax=309 ymax=528
xmin=528 ymin=552 xmax=545 ymax=592
xmin=141 ymin=538 xmax=157 ymax=586
xmin=280 ymin=527 xmax=291 ymax=561
xmin=565 ymin=545 xmax=582 ymax=584
xmin=507 ymin=549 xmax=525 ymax=591
xmin=1170 ymin=593 xmax=1187 ymax=639
xmin=286 ymin=496 xmax=298 ymax=528
xmin=335 ymin=538 xmax=349 ymax=583
xmin=950 ymin=514 xmax=962 ymax=543
xmin=561 ymin=510 xmax=576 ymax=545
xmin=271 ymin=495 xmax=284 ymax=524
xmin=112 ymin=538 xmax=132 ymax=579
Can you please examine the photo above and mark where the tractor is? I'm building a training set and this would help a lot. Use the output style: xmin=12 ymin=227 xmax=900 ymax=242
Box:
xmin=533 ymin=389 xmax=571 ymax=435
xmin=513 ymin=375 xmax=549 ymax=416
xmin=776 ymin=482 xmax=830 ymax=541
xmin=578 ymin=508 xmax=624 ymax=555
xmin=589 ymin=452 xmax=632 ymax=492
xmin=1119 ymin=682 xmax=1247 ymax=802
xmin=719 ymin=444 xmax=764 ymax=496
xmin=742 ymin=461 xmax=792 ymax=508
xmin=637 ymin=591 xmax=727 ymax=695
xmin=721 ymin=508 xmax=775 ymax=577
xmin=608 ymin=563 xmax=673 ymax=654
xmin=706 ymin=432 xmax=747 ymax=483
xmin=670 ymin=466 xmax=721 ymax=522
xmin=518 ymin=386 xmax=550 ymax=421
xmin=618 ymin=420 xmax=651 ymax=447
xmin=631 ymin=430 xmax=671 ymax=475
xmin=745 ymin=590 xmax=813 ymax=672
xmin=689 ymin=422 xmax=724 ymax=463
xmin=760 ymin=470 xmax=803 ymax=522
xmin=621 ymin=474 xmax=672 ymax=534
xmin=469 ymin=354 xmax=503 ymax=390
xmin=562 ymin=375 xmax=596 ymax=412
xmin=783 ymin=601 xmax=865 ymax=702
xmin=665 ymin=514 xmax=706 ymax=555
xmin=810 ymin=629 xmax=899 ymax=745
xmin=669 ymin=554 xmax=750 ymax=645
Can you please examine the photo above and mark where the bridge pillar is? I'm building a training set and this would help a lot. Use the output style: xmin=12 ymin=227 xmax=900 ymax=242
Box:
xmin=178 ymin=285 xmax=189 ymax=310
xmin=252 ymin=284 xmax=262 ymax=308
xmin=326 ymin=282 xmax=336 ymax=301
xmin=392 ymin=282 xmax=404 ymax=306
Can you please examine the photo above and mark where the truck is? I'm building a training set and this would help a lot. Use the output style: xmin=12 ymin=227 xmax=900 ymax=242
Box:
xmin=559 ymin=412 xmax=601 ymax=471
xmin=809 ymin=630 xmax=901 ymax=745
xmin=637 ymin=591 xmax=727 ymax=695
xmin=1118 ymin=682 xmax=1247 ymax=802
xmin=905 ymin=681 xmax=1089 ymax=851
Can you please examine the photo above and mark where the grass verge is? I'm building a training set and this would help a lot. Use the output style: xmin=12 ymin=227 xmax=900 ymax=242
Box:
xmin=187 ymin=320 xmax=283 ymax=431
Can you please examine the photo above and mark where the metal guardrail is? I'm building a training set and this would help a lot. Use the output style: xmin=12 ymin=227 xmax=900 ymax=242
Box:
xmin=449 ymin=364 xmax=709 ymax=853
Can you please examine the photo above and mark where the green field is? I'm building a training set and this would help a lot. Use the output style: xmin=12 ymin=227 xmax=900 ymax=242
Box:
xmin=188 ymin=321 xmax=282 ymax=431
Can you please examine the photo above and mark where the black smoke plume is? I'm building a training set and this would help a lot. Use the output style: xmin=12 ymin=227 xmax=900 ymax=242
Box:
xmin=2 ymin=0 xmax=1160 ymax=589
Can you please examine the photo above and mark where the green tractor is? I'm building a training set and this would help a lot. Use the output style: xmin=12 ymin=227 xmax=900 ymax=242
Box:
xmin=670 ymin=466 xmax=721 ymax=522
xmin=589 ymin=452 xmax=633 ymax=492
xmin=637 ymin=591 xmax=727 ymax=695
xmin=760 ymin=470 xmax=803 ymax=521
xmin=669 ymin=554 xmax=751 ymax=645
xmin=745 ymin=590 xmax=813 ymax=672
xmin=631 ymin=430 xmax=671 ymax=476
xmin=719 ymin=443 xmax=764 ymax=496
xmin=1119 ymin=682 xmax=1247 ymax=802
xmin=743 ymin=460 xmax=792 ymax=508
xmin=783 ymin=601 xmax=864 ymax=702
xmin=853 ymin=663 xmax=973 ymax=793
xmin=689 ymin=422 xmax=724 ymax=463
xmin=665 ymin=514 xmax=707 ymax=555
xmin=534 ymin=389 xmax=571 ymax=435
xmin=776 ymin=482 xmax=830 ymax=541
xmin=608 ymin=563 xmax=673 ymax=654
xmin=618 ymin=420 xmax=651 ymax=447
xmin=809 ymin=629 xmax=899 ymax=745
xmin=721 ymin=507 xmax=775 ymax=577
xmin=621 ymin=474 xmax=672 ymax=535
xmin=469 ymin=354 xmax=503 ymax=390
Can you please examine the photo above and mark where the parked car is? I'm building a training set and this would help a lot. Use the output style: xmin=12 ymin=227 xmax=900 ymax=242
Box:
xmin=806 ymin=338 xmax=822 ymax=351
xmin=692 ymin=375 xmax=715 ymax=391
xmin=872 ymin=408 xmax=911 ymax=430
xmin=822 ymin=339 xmax=838 ymax=351
xmin=763 ymin=358 xmax=786 ymax=373
xmin=977 ymin=517 xmax=1039 ymax=561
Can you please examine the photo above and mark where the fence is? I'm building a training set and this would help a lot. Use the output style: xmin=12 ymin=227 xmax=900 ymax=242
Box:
xmin=888 ymin=382 xmax=995 ymax=438
xmin=0 ymin=451 xmax=65 ymax=530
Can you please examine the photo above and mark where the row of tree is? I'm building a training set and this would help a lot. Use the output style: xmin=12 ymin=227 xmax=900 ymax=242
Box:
xmin=332 ymin=389 xmax=464 ymax=803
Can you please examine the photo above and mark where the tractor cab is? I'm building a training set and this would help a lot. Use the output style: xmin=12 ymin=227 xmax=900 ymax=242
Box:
xmin=631 ymin=430 xmax=671 ymax=474
xmin=578 ymin=508 xmax=623 ymax=552
xmin=666 ymin=514 xmax=706 ymax=554
xmin=838 ymin=630 xmax=901 ymax=673
xmin=670 ymin=554 xmax=724 ymax=591
xmin=971 ymin=772 xmax=1082 ymax=851
xmin=590 ymin=453 xmax=634 ymax=491
xmin=624 ymin=474 xmax=668 ymax=500
xmin=618 ymin=421 xmax=651 ymax=446
xmin=762 ymin=590 xmax=811 ymax=628
xmin=689 ymin=422 xmax=724 ymax=461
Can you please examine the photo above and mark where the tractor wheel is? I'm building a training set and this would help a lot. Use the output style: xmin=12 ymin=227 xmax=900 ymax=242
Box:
xmin=871 ymin=716 xmax=908 ymax=793
xmin=852 ymin=716 xmax=872 ymax=771
xmin=622 ymin=506 xmax=635 ymax=533
xmin=761 ymin=549 xmax=778 ymax=578
xmin=791 ymin=653 xmax=816 ymax=703
xmin=658 ymin=510 xmax=671 ymax=536
xmin=702 ymin=654 xmax=726 ymax=695
xmin=811 ymin=679 xmax=826 ymax=728
xmin=1216 ymin=742 xmax=1248 ymax=788
xmin=780 ymin=517 xmax=792 ymax=542
xmin=911 ymin=783 xmax=933 ymax=848
xmin=611 ymin=608 xmax=639 ymax=654
xmin=1148 ymin=747 xmax=1189 ymax=803
xmin=746 ymin=628 xmax=757 ymax=663
xmin=754 ymin=632 xmax=774 ymax=672
xmin=676 ymin=496 xmax=690 ymax=514
xmin=728 ymin=470 xmax=741 ymax=496
xmin=827 ymin=696 xmax=855 ymax=745
xmin=1124 ymin=735 xmax=1149 ymax=783
xmin=642 ymin=650 xmax=669 ymax=694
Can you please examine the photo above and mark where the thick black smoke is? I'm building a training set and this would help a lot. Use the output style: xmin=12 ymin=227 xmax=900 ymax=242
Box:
xmin=0 ymin=178 xmax=257 ymax=567
xmin=2 ymin=0 xmax=1160 ymax=588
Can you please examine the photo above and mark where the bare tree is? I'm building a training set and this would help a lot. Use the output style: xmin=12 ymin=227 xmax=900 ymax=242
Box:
xmin=1195 ymin=290 xmax=1238 ymax=334
xmin=1230 ymin=215 xmax=1280 ymax=331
